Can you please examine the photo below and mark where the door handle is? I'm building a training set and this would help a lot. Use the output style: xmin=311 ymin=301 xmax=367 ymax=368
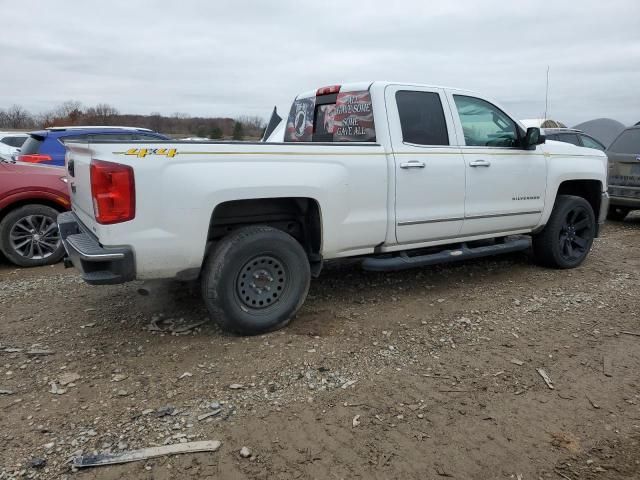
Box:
xmin=469 ymin=159 xmax=491 ymax=167
xmin=400 ymin=160 xmax=426 ymax=169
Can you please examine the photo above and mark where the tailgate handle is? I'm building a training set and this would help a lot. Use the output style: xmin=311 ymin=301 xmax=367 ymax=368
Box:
xmin=400 ymin=160 xmax=426 ymax=169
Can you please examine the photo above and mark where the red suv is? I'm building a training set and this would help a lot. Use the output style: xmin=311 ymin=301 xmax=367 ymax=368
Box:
xmin=0 ymin=161 xmax=69 ymax=267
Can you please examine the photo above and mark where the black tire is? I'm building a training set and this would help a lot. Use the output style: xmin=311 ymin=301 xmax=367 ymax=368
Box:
xmin=0 ymin=204 xmax=64 ymax=267
xmin=532 ymin=195 xmax=595 ymax=269
xmin=201 ymin=225 xmax=311 ymax=335
xmin=607 ymin=206 xmax=630 ymax=221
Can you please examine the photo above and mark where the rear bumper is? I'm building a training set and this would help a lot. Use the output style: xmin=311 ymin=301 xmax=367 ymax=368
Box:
xmin=57 ymin=211 xmax=135 ymax=285
xmin=610 ymin=196 xmax=640 ymax=208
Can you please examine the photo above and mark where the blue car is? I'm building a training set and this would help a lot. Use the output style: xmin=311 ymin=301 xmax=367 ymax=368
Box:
xmin=17 ymin=126 xmax=169 ymax=166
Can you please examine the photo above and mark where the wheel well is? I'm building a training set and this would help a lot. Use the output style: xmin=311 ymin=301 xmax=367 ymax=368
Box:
xmin=0 ymin=199 xmax=66 ymax=223
xmin=556 ymin=180 xmax=602 ymax=216
xmin=208 ymin=197 xmax=322 ymax=265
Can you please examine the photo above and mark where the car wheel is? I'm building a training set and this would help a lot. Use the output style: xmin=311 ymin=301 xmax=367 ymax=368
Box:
xmin=532 ymin=195 xmax=595 ymax=269
xmin=607 ymin=206 xmax=630 ymax=221
xmin=0 ymin=205 xmax=65 ymax=267
xmin=201 ymin=225 xmax=311 ymax=335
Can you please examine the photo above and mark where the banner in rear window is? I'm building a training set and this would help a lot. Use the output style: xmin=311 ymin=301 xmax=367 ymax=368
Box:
xmin=284 ymin=90 xmax=375 ymax=142
xmin=285 ymin=97 xmax=316 ymax=142
xmin=333 ymin=91 xmax=375 ymax=142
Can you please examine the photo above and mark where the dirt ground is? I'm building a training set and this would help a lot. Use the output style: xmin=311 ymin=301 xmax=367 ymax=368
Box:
xmin=1 ymin=218 xmax=639 ymax=480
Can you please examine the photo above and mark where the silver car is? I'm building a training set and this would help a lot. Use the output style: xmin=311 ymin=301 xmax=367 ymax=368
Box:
xmin=542 ymin=128 xmax=606 ymax=151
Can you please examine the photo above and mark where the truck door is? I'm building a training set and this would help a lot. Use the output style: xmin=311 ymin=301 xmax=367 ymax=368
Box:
xmin=385 ymin=85 xmax=466 ymax=244
xmin=446 ymin=93 xmax=546 ymax=236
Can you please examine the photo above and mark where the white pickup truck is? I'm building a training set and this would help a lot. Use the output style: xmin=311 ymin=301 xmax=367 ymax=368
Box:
xmin=59 ymin=81 xmax=609 ymax=335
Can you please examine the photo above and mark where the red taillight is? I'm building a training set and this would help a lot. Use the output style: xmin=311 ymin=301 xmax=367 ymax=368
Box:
xmin=18 ymin=154 xmax=52 ymax=163
xmin=90 ymin=159 xmax=135 ymax=224
xmin=316 ymin=84 xmax=341 ymax=96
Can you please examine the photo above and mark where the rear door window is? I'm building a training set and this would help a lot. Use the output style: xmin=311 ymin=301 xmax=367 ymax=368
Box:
xmin=88 ymin=133 xmax=136 ymax=142
xmin=609 ymin=129 xmax=640 ymax=154
xmin=395 ymin=91 xmax=449 ymax=145
xmin=1 ymin=136 xmax=27 ymax=148
xmin=59 ymin=135 xmax=87 ymax=144
xmin=284 ymin=90 xmax=376 ymax=142
xmin=134 ymin=133 xmax=166 ymax=141
xmin=13 ymin=136 xmax=27 ymax=148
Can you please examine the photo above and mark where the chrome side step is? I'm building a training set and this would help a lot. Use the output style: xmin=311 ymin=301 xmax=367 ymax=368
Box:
xmin=361 ymin=237 xmax=531 ymax=272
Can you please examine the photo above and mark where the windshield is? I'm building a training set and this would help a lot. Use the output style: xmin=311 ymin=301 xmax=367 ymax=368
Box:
xmin=609 ymin=129 xmax=640 ymax=154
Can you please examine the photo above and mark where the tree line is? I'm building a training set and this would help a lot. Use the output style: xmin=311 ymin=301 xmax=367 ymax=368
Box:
xmin=0 ymin=101 xmax=266 ymax=140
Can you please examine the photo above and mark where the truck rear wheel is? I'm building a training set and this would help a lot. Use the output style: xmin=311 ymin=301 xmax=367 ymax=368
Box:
xmin=201 ymin=225 xmax=310 ymax=335
xmin=532 ymin=195 xmax=595 ymax=269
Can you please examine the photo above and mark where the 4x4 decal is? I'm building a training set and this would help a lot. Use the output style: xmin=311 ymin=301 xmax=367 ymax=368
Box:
xmin=125 ymin=148 xmax=177 ymax=158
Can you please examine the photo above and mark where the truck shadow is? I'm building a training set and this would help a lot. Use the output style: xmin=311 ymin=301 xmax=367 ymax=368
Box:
xmin=99 ymin=249 xmax=533 ymax=339
xmin=616 ymin=213 xmax=640 ymax=227
xmin=88 ymin=225 xmax=620 ymax=341
xmin=290 ymin=250 xmax=533 ymax=336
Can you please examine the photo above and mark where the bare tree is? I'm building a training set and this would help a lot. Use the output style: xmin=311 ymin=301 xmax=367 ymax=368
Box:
xmin=0 ymin=102 xmax=265 ymax=138
xmin=51 ymin=100 xmax=84 ymax=125
xmin=85 ymin=103 xmax=119 ymax=125
xmin=35 ymin=110 xmax=56 ymax=128
xmin=237 ymin=115 xmax=266 ymax=131
xmin=54 ymin=100 xmax=83 ymax=118
xmin=234 ymin=115 xmax=266 ymax=138
xmin=4 ymin=105 xmax=32 ymax=129
xmin=148 ymin=112 xmax=164 ymax=133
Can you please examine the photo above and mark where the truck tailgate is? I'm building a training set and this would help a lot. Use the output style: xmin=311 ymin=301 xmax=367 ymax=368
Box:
xmin=64 ymin=142 xmax=98 ymax=232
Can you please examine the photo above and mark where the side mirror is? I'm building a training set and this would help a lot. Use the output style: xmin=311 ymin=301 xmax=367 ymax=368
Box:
xmin=523 ymin=127 xmax=545 ymax=150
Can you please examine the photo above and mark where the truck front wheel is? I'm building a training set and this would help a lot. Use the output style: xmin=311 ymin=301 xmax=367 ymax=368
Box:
xmin=532 ymin=195 xmax=595 ymax=269
xmin=201 ymin=225 xmax=311 ymax=335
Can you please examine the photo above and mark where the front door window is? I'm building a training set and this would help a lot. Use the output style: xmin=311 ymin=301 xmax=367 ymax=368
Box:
xmin=453 ymin=95 xmax=519 ymax=148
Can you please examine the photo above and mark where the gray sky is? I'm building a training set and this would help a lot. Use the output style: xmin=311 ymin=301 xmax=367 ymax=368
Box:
xmin=2 ymin=0 xmax=639 ymax=126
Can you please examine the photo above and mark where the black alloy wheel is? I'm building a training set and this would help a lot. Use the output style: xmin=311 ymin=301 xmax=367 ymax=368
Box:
xmin=558 ymin=205 xmax=592 ymax=262
xmin=0 ymin=204 xmax=65 ymax=267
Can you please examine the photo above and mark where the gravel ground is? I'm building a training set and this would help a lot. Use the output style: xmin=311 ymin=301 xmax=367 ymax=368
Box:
xmin=1 ymin=218 xmax=639 ymax=480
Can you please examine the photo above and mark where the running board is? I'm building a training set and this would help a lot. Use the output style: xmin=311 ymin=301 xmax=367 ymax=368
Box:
xmin=361 ymin=237 xmax=531 ymax=272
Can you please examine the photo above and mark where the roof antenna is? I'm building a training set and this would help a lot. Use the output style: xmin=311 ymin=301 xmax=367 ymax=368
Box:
xmin=544 ymin=65 xmax=550 ymax=120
